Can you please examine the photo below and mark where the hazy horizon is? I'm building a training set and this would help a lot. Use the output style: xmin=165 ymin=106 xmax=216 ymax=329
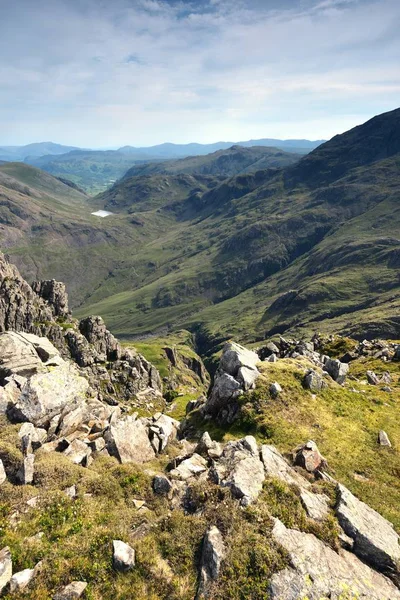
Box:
xmin=1 ymin=0 xmax=399 ymax=147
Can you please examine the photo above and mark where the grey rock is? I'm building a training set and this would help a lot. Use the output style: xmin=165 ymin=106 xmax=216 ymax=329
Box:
xmin=269 ymin=519 xmax=400 ymax=599
xmin=211 ymin=437 xmax=264 ymax=506
xmin=261 ymin=445 xmax=311 ymax=489
xmin=16 ymin=453 xmax=34 ymax=485
xmin=169 ymin=453 xmax=208 ymax=481
xmin=367 ymin=370 xmax=380 ymax=385
xmin=323 ymin=357 xmax=349 ymax=384
xmin=0 ymin=547 xmax=12 ymax=593
xmin=267 ymin=353 xmax=278 ymax=363
xmin=219 ymin=342 xmax=259 ymax=377
xmin=53 ymin=581 xmax=88 ymax=600
xmin=11 ymin=362 xmax=89 ymax=427
xmin=105 ymin=415 xmax=155 ymax=464
xmin=63 ymin=440 xmax=92 ymax=466
xmin=113 ymin=540 xmax=135 ymax=572
xmin=300 ymin=489 xmax=330 ymax=521
xmin=196 ymin=432 xmax=223 ymax=459
xmin=237 ymin=366 xmax=258 ymax=390
xmin=303 ymin=369 xmax=326 ymax=392
xmin=153 ymin=474 xmax=172 ymax=495
xmin=0 ymin=332 xmax=44 ymax=380
xmin=31 ymin=279 xmax=69 ymax=317
xmin=204 ymin=373 xmax=242 ymax=416
xmin=196 ymin=526 xmax=226 ymax=599
xmin=378 ymin=430 xmax=392 ymax=447
xmin=336 ymin=483 xmax=400 ymax=580
xmin=18 ymin=423 xmax=47 ymax=450
xmin=14 ymin=332 xmax=60 ymax=363
xmin=9 ymin=561 xmax=42 ymax=593
xmin=148 ymin=414 xmax=179 ymax=452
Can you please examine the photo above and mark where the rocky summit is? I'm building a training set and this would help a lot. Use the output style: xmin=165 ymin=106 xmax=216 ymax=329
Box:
xmin=0 ymin=252 xmax=398 ymax=599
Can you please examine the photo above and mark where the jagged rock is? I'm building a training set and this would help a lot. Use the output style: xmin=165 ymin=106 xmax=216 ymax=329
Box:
xmin=211 ymin=436 xmax=264 ymax=506
xmin=9 ymin=362 xmax=89 ymax=427
xmin=269 ymin=519 xmax=400 ymax=599
xmin=169 ymin=453 xmax=208 ymax=481
xmin=303 ymin=369 xmax=326 ymax=392
xmin=204 ymin=373 xmax=242 ymax=417
xmin=9 ymin=561 xmax=42 ymax=593
xmin=18 ymin=423 xmax=47 ymax=450
xmin=65 ymin=330 xmax=97 ymax=367
xmin=237 ymin=366 xmax=258 ymax=390
xmin=323 ymin=357 xmax=349 ymax=384
xmin=269 ymin=382 xmax=282 ymax=397
xmin=0 ymin=376 xmax=23 ymax=414
xmin=147 ymin=414 xmax=179 ymax=453
xmin=0 ymin=460 xmax=6 ymax=485
xmin=53 ymin=581 xmax=88 ymax=600
xmin=261 ymin=445 xmax=310 ymax=488
xmin=79 ymin=316 xmax=121 ymax=361
xmin=196 ymin=432 xmax=223 ymax=459
xmin=196 ymin=526 xmax=226 ymax=600
xmin=219 ymin=342 xmax=259 ymax=376
xmin=294 ymin=440 xmax=326 ymax=473
xmin=105 ymin=415 xmax=155 ymax=464
xmin=31 ymin=279 xmax=69 ymax=317
xmin=300 ymin=489 xmax=330 ymax=521
xmin=367 ymin=370 xmax=380 ymax=385
xmin=63 ymin=440 xmax=92 ymax=466
xmin=14 ymin=332 xmax=60 ymax=363
xmin=16 ymin=453 xmax=34 ymax=485
xmin=0 ymin=332 xmax=44 ymax=380
xmin=0 ymin=547 xmax=12 ymax=593
xmin=153 ymin=474 xmax=172 ymax=495
xmin=335 ymin=483 xmax=400 ymax=580
xmin=112 ymin=540 xmax=135 ymax=572
xmin=378 ymin=430 xmax=392 ymax=447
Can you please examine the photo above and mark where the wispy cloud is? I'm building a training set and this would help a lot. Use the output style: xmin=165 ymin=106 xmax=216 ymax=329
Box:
xmin=0 ymin=0 xmax=398 ymax=146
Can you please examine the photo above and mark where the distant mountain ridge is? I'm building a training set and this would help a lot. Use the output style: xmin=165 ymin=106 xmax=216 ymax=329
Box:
xmin=0 ymin=142 xmax=81 ymax=162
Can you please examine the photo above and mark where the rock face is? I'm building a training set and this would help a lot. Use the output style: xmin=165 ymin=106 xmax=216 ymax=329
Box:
xmin=31 ymin=279 xmax=69 ymax=318
xmin=210 ymin=436 xmax=265 ymax=506
xmin=335 ymin=483 xmax=400 ymax=582
xmin=113 ymin=540 xmax=135 ymax=572
xmin=203 ymin=342 xmax=260 ymax=423
xmin=196 ymin=526 xmax=226 ymax=600
xmin=105 ymin=415 xmax=156 ymax=464
xmin=269 ymin=519 xmax=400 ymax=599
xmin=0 ymin=332 xmax=44 ymax=380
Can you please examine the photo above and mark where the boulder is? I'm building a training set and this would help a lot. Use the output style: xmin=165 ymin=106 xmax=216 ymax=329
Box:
xmin=269 ymin=519 xmax=400 ymax=599
xmin=18 ymin=423 xmax=47 ymax=450
xmin=378 ymin=430 xmax=392 ymax=447
xmin=204 ymin=373 xmax=242 ymax=416
xmin=196 ymin=432 xmax=223 ymax=460
xmin=211 ymin=437 xmax=264 ymax=506
xmin=196 ymin=526 xmax=226 ymax=599
xmin=367 ymin=370 xmax=380 ymax=385
xmin=294 ymin=440 xmax=326 ymax=473
xmin=0 ymin=332 xmax=44 ymax=380
xmin=63 ymin=440 xmax=92 ymax=466
xmin=0 ymin=547 xmax=12 ymax=593
xmin=10 ymin=362 xmax=89 ymax=427
xmin=112 ymin=540 xmax=135 ymax=572
xmin=237 ymin=366 xmax=258 ymax=390
xmin=219 ymin=342 xmax=259 ymax=377
xmin=323 ymin=357 xmax=349 ymax=384
xmin=9 ymin=561 xmax=42 ymax=593
xmin=153 ymin=474 xmax=172 ymax=495
xmin=303 ymin=369 xmax=326 ymax=392
xmin=169 ymin=453 xmax=208 ymax=481
xmin=335 ymin=483 xmax=400 ymax=580
xmin=53 ymin=581 xmax=88 ymax=600
xmin=105 ymin=415 xmax=155 ymax=464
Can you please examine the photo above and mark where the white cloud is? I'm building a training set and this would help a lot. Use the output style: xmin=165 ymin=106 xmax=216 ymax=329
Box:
xmin=0 ymin=0 xmax=398 ymax=145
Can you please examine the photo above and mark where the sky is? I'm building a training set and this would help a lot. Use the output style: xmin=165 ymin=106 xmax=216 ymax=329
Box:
xmin=0 ymin=0 xmax=399 ymax=147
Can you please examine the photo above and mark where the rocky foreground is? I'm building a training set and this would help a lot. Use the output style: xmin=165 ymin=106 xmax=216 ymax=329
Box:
xmin=0 ymin=253 xmax=398 ymax=599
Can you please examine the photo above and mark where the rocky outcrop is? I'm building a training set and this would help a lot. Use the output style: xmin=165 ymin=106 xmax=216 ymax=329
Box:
xmin=105 ymin=415 xmax=156 ymax=464
xmin=203 ymin=342 xmax=260 ymax=423
xmin=269 ymin=519 xmax=400 ymax=599
xmin=31 ymin=279 xmax=69 ymax=318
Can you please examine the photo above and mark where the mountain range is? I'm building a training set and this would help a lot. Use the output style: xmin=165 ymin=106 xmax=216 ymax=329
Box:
xmin=0 ymin=137 xmax=324 ymax=194
xmin=0 ymin=108 xmax=399 ymax=358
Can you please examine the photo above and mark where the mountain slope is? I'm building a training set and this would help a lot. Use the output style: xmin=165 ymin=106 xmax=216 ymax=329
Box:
xmin=0 ymin=142 xmax=80 ymax=161
xmin=76 ymin=108 xmax=400 ymax=348
xmin=122 ymin=145 xmax=301 ymax=178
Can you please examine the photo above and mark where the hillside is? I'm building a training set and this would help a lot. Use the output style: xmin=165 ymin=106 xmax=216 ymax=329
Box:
xmin=75 ymin=108 xmax=400 ymax=351
xmin=0 ymin=142 xmax=80 ymax=162
xmin=0 ymin=254 xmax=399 ymax=599
xmin=122 ymin=146 xmax=301 ymax=179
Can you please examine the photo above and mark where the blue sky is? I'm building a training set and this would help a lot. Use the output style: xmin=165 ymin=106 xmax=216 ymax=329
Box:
xmin=0 ymin=0 xmax=399 ymax=146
